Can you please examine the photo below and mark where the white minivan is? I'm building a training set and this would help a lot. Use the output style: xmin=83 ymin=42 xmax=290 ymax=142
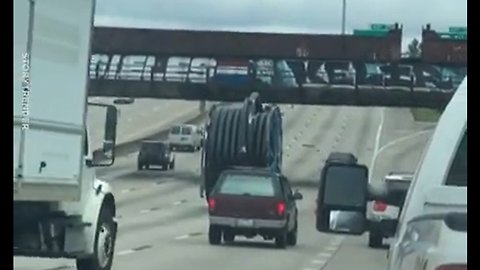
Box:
xmin=168 ymin=124 xmax=203 ymax=152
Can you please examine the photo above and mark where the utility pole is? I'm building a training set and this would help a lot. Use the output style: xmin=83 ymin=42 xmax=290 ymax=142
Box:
xmin=341 ymin=0 xmax=346 ymax=35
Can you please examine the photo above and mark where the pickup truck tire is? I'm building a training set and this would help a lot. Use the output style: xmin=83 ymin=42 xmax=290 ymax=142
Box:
xmin=368 ymin=230 xmax=382 ymax=248
xmin=208 ymin=225 xmax=222 ymax=245
xmin=137 ymin=163 xmax=143 ymax=170
xmin=169 ymin=160 xmax=175 ymax=170
xmin=287 ymin=222 xmax=298 ymax=246
xmin=275 ymin=230 xmax=287 ymax=249
xmin=76 ymin=206 xmax=116 ymax=270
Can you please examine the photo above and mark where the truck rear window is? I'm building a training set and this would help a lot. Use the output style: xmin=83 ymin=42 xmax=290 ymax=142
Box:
xmin=218 ymin=174 xmax=275 ymax=197
xmin=181 ymin=126 xmax=192 ymax=135
xmin=170 ymin=126 xmax=181 ymax=134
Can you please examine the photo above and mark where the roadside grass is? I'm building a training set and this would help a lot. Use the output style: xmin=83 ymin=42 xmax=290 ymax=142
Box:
xmin=410 ymin=108 xmax=442 ymax=122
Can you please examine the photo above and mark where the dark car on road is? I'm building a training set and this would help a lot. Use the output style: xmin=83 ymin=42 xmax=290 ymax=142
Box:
xmin=137 ymin=141 xmax=175 ymax=171
xmin=207 ymin=168 xmax=303 ymax=248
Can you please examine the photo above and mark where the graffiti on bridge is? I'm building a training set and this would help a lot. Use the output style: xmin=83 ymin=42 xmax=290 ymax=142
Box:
xmin=89 ymin=54 xmax=467 ymax=93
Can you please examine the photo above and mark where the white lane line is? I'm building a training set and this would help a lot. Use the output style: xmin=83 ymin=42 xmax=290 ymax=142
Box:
xmin=175 ymin=234 xmax=190 ymax=240
xmin=312 ymin=259 xmax=326 ymax=265
xmin=117 ymin=249 xmax=135 ymax=256
xmin=318 ymin=252 xmax=332 ymax=258
xmin=369 ymin=108 xmax=385 ymax=181
xmin=302 ymin=268 xmax=317 ymax=270
xmin=330 ymin=236 xmax=345 ymax=246
xmin=140 ymin=209 xmax=151 ymax=214
xmin=173 ymin=200 xmax=187 ymax=206
xmin=325 ymin=246 xmax=337 ymax=252
xmin=370 ymin=129 xmax=432 ymax=181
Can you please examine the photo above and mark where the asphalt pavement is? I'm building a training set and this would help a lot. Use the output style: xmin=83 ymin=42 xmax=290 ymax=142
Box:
xmin=14 ymin=104 xmax=435 ymax=270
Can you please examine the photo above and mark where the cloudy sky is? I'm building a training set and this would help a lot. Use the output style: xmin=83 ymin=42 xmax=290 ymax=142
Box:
xmin=94 ymin=0 xmax=467 ymax=50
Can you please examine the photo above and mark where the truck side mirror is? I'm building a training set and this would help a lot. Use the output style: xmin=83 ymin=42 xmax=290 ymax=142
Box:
xmin=316 ymin=163 xmax=369 ymax=235
xmin=88 ymin=103 xmax=118 ymax=167
xmin=293 ymin=190 xmax=303 ymax=200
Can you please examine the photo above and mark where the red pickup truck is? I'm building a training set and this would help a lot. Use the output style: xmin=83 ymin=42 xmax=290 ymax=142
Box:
xmin=207 ymin=168 xmax=303 ymax=248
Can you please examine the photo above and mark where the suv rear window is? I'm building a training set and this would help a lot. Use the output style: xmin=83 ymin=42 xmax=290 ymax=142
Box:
xmin=141 ymin=143 xmax=165 ymax=153
xmin=218 ymin=174 xmax=276 ymax=197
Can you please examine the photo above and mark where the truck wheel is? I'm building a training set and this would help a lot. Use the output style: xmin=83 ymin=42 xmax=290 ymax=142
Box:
xmin=368 ymin=230 xmax=382 ymax=248
xmin=145 ymin=164 xmax=150 ymax=170
xmin=76 ymin=206 xmax=116 ymax=270
xmin=169 ymin=160 xmax=175 ymax=170
xmin=137 ymin=163 xmax=142 ymax=170
xmin=275 ymin=230 xmax=287 ymax=249
xmin=208 ymin=225 xmax=222 ymax=245
xmin=287 ymin=221 xmax=298 ymax=246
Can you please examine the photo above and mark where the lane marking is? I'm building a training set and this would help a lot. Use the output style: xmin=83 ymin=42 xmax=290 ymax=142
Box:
xmin=121 ymin=188 xmax=136 ymax=194
xmin=318 ymin=252 xmax=332 ymax=257
xmin=175 ymin=234 xmax=190 ymax=240
xmin=370 ymin=128 xmax=432 ymax=181
xmin=117 ymin=249 xmax=135 ymax=256
xmin=173 ymin=200 xmax=187 ymax=206
xmin=369 ymin=108 xmax=385 ymax=181
xmin=325 ymin=246 xmax=337 ymax=252
xmin=312 ymin=259 xmax=326 ymax=265
xmin=140 ymin=209 xmax=151 ymax=214
xmin=45 ymin=266 xmax=72 ymax=270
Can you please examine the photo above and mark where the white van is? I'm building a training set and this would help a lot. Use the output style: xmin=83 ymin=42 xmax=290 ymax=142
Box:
xmin=168 ymin=124 xmax=203 ymax=152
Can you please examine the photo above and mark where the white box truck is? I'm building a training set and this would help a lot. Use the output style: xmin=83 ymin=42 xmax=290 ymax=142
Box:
xmin=14 ymin=1 xmax=119 ymax=270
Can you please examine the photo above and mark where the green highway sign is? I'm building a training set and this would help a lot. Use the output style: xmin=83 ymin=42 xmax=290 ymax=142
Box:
xmin=369 ymin=24 xmax=394 ymax=31
xmin=353 ymin=29 xmax=389 ymax=37
xmin=438 ymin=32 xmax=467 ymax=40
xmin=448 ymin=27 xmax=467 ymax=34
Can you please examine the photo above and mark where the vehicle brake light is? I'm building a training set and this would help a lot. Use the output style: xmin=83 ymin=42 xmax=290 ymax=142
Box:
xmin=435 ymin=264 xmax=467 ymax=270
xmin=373 ymin=201 xmax=387 ymax=212
xmin=208 ymin=198 xmax=216 ymax=212
xmin=277 ymin=202 xmax=286 ymax=216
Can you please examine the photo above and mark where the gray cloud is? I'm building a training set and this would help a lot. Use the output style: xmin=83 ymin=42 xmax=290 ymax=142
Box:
xmin=95 ymin=0 xmax=467 ymax=48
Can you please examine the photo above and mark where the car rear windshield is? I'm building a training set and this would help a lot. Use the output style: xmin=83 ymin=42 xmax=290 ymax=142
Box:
xmin=142 ymin=143 xmax=165 ymax=152
xmin=181 ymin=126 xmax=193 ymax=135
xmin=171 ymin=126 xmax=181 ymax=134
xmin=217 ymin=174 xmax=276 ymax=197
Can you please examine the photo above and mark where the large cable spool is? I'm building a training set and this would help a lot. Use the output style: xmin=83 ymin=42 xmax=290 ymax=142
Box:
xmin=203 ymin=92 xmax=283 ymax=198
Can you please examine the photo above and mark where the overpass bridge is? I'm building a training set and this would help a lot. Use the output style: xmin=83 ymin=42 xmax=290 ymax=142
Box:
xmin=88 ymin=23 xmax=466 ymax=109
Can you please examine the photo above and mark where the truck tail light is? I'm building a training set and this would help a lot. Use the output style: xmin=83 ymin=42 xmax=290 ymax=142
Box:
xmin=373 ymin=201 xmax=387 ymax=212
xmin=435 ymin=264 xmax=467 ymax=270
xmin=208 ymin=198 xmax=216 ymax=212
xmin=277 ymin=202 xmax=286 ymax=216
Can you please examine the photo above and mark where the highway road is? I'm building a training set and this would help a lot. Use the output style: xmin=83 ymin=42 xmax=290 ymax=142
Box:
xmin=14 ymin=104 xmax=434 ymax=270
xmin=87 ymin=97 xmax=205 ymax=151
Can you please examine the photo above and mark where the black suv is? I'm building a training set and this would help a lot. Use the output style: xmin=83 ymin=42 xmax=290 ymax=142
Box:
xmin=207 ymin=168 xmax=303 ymax=248
xmin=137 ymin=141 xmax=175 ymax=170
